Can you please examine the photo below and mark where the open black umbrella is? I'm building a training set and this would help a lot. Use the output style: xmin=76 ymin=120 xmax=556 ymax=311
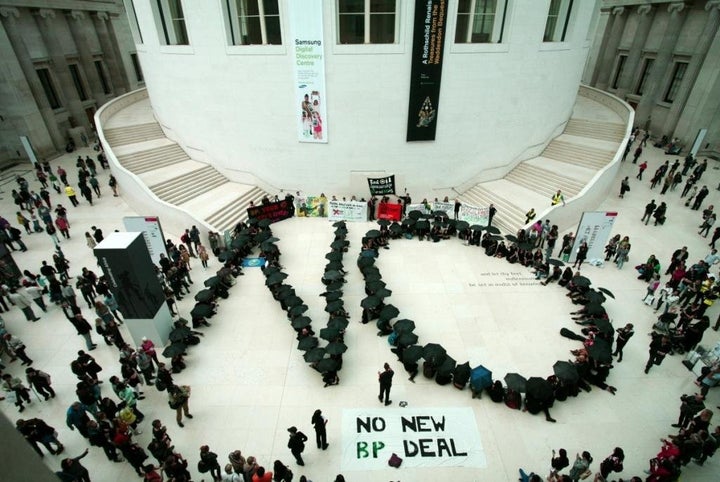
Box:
xmin=265 ymin=272 xmax=288 ymax=286
xmin=303 ymin=347 xmax=326 ymax=363
xmin=408 ymin=210 xmax=424 ymax=220
xmin=325 ymin=281 xmax=344 ymax=291
xmin=366 ymin=280 xmax=387 ymax=291
xmin=547 ymin=258 xmax=565 ymax=267
xmin=325 ymin=262 xmax=344 ymax=272
xmin=504 ymin=373 xmax=527 ymax=392
xmin=377 ymin=219 xmax=390 ymax=227
xmin=379 ymin=304 xmax=400 ymax=320
xmin=489 ymin=234 xmax=504 ymax=241
xmin=361 ymin=296 xmax=382 ymax=309
xmin=291 ymin=316 xmax=312 ymax=329
xmin=331 ymin=239 xmax=349 ymax=249
xmin=232 ymin=237 xmax=251 ymax=249
xmin=374 ymin=288 xmax=392 ymax=299
xmin=597 ymin=287 xmax=615 ymax=299
xmin=585 ymin=290 xmax=606 ymax=304
xmin=162 ymin=342 xmax=187 ymax=358
xmin=393 ymin=319 xmax=416 ymax=334
xmin=485 ymin=226 xmax=501 ymax=234
xmin=258 ymin=219 xmax=272 ymax=228
xmin=584 ymin=303 xmax=606 ymax=316
xmin=255 ymin=230 xmax=272 ymax=243
xmin=285 ymin=296 xmax=304 ymax=307
xmin=217 ymin=251 xmax=233 ymax=263
xmin=402 ymin=218 xmax=416 ymax=227
xmin=190 ymin=304 xmax=213 ymax=318
xmin=423 ymin=343 xmax=447 ymax=366
xmin=590 ymin=318 xmax=614 ymax=335
xmin=470 ymin=224 xmax=484 ymax=231
xmin=415 ymin=220 xmax=430 ymax=231
xmin=327 ymin=317 xmax=349 ymax=330
xmin=505 ymin=234 xmax=519 ymax=243
xmin=553 ymin=360 xmax=579 ymax=383
xmin=326 ymin=342 xmax=348 ymax=355
xmin=362 ymin=265 xmax=380 ymax=275
xmin=357 ymin=256 xmax=376 ymax=268
xmin=325 ymin=251 xmax=344 ymax=261
xmin=526 ymin=377 xmax=553 ymax=401
xmin=260 ymin=241 xmax=279 ymax=252
xmin=319 ymin=327 xmax=341 ymax=341
xmin=315 ymin=358 xmax=339 ymax=373
xmin=518 ymin=242 xmax=535 ymax=251
xmin=298 ymin=336 xmax=319 ymax=351
xmin=323 ymin=291 xmax=343 ymax=302
xmin=453 ymin=362 xmax=472 ymax=387
xmin=402 ymin=345 xmax=424 ymax=363
xmin=436 ymin=355 xmax=457 ymax=377
xmin=325 ymin=300 xmax=344 ymax=313
xmin=289 ymin=305 xmax=309 ymax=317
xmin=433 ymin=210 xmax=449 ymax=218
xmin=364 ymin=273 xmax=382 ymax=283
xmin=455 ymin=220 xmax=469 ymax=230
xmin=366 ymin=229 xmax=381 ymax=238
xmin=572 ymin=276 xmax=592 ymax=287
xmin=587 ymin=338 xmax=612 ymax=363
xmin=334 ymin=228 xmax=348 ymax=236
xmin=204 ymin=276 xmax=221 ymax=288
xmin=275 ymin=286 xmax=296 ymax=299
xmin=169 ymin=326 xmax=191 ymax=342
xmin=323 ymin=270 xmax=345 ymax=281
xmin=332 ymin=221 xmax=346 ymax=227
xmin=397 ymin=332 xmax=419 ymax=346
xmin=389 ymin=223 xmax=403 ymax=233
xmin=264 ymin=266 xmax=280 ymax=276
xmin=194 ymin=289 xmax=215 ymax=302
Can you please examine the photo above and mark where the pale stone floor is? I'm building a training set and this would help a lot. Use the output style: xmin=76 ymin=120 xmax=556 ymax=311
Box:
xmin=1 ymin=142 xmax=719 ymax=482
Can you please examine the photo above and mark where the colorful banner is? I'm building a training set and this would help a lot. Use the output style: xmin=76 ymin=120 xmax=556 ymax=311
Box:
xmin=341 ymin=407 xmax=486 ymax=470
xmin=289 ymin=0 xmax=327 ymax=143
xmin=432 ymin=201 xmax=454 ymax=217
xmin=247 ymin=199 xmax=294 ymax=224
xmin=459 ymin=204 xmax=489 ymax=225
xmin=297 ymin=195 xmax=328 ymax=217
xmin=328 ymin=200 xmax=368 ymax=222
xmin=368 ymin=175 xmax=396 ymax=196
xmin=377 ymin=203 xmax=402 ymax=221
xmin=406 ymin=0 xmax=449 ymax=141
xmin=569 ymin=211 xmax=618 ymax=263
xmin=123 ymin=216 xmax=168 ymax=266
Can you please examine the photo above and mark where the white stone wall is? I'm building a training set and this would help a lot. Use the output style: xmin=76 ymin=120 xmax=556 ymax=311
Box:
xmin=131 ymin=0 xmax=597 ymax=195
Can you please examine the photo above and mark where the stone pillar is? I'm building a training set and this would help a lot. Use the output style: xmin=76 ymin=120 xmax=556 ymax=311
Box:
xmin=588 ymin=9 xmax=613 ymax=85
xmin=66 ymin=10 xmax=106 ymax=103
xmin=663 ymin=1 xmax=720 ymax=141
xmin=636 ymin=2 xmax=689 ymax=128
xmin=615 ymin=4 xmax=654 ymax=98
xmin=93 ymin=11 xmax=129 ymax=95
xmin=0 ymin=7 xmax=64 ymax=151
xmin=595 ymin=7 xmax=627 ymax=91
xmin=34 ymin=8 xmax=87 ymax=130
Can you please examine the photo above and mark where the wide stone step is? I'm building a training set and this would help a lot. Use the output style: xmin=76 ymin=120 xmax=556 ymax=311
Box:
xmin=505 ymin=164 xmax=585 ymax=198
xmin=117 ymin=144 xmax=189 ymax=174
xmin=160 ymin=174 xmax=228 ymax=205
xmin=151 ymin=166 xmax=218 ymax=198
xmin=104 ymin=122 xmax=164 ymax=146
xmin=461 ymin=186 xmax=527 ymax=234
xmin=565 ymin=119 xmax=625 ymax=142
xmin=543 ymin=141 xmax=612 ymax=169
xmin=205 ymin=186 xmax=267 ymax=232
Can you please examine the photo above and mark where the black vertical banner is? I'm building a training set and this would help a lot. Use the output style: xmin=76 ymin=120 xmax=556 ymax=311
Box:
xmin=406 ymin=0 xmax=448 ymax=142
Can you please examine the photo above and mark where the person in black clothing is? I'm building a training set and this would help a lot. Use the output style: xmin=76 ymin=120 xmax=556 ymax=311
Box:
xmin=378 ymin=362 xmax=394 ymax=406
xmin=641 ymin=200 xmax=656 ymax=224
xmin=58 ymin=448 xmax=91 ymax=482
xmin=311 ymin=409 xmax=329 ymax=450
xmin=612 ymin=324 xmax=634 ymax=362
xmin=287 ymin=426 xmax=308 ymax=466
xmin=26 ymin=367 xmax=56 ymax=399
xmin=693 ymin=185 xmax=710 ymax=210
xmin=653 ymin=202 xmax=667 ymax=225
xmin=487 ymin=204 xmax=497 ymax=227
xmin=645 ymin=333 xmax=672 ymax=374
xmin=92 ymin=226 xmax=103 ymax=243
xmin=572 ymin=242 xmax=588 ymax=269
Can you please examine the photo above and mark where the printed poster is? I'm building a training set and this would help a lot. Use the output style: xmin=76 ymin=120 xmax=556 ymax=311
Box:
xmin=328 ymin=200 xmax=368 ymax=222
xmin=459 ymin=204 xmax=489 ymax=225
xmin=368 ymin=175 xmax=396 ymax=196
xmin=123 ymin=216 xmax=168 ymax=266
xmin=297 ymin=195 xmax=328 ymax=218
xmin=289 ymin=0 xmax=328 ymax=143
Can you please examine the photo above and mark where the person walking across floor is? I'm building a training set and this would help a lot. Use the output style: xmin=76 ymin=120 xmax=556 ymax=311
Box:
xmin=2 ymin=373 xmax=32 ymax=412
xmin=311 ymin=409 xmax=329 ymax=450
xmin=637 ymin=161 xmax=648 ymax=180
xmin=287 ymin=426 xmax=308 ymax=466
xmin=612 ymin=324 xmax=634 ymax=363
xmin=168 ymin=384 xmax=193 ymax=427
xmin=645 ymin=333 xmax=672 ymax=374
xmin=642 ymin=200 xmax=656 ymax=225
xmin=378 ymin=362 xmax=394 ymax=406
xmin=619 ymin=177 xmax=630 ymax=198
xmin=65 ymin=185 xmax=79 ymax=207
xmin=7 ymin=286 xmax=40 ymax=321
xmin=26 ymin=367 xmax=56 ymax=400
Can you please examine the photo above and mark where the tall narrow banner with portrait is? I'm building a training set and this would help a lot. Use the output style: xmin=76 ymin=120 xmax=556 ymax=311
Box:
xmin=406 ymin=0 xmax=449 ymax=141
xmin=569 ymin=212 xmax=618 ymax=263
xmin=289 ymin=0 xmax=328 ymax=143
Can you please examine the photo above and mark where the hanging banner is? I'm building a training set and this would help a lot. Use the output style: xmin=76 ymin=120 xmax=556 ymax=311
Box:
xmin=569 ymin=211 xmax=618 ymax=263
xmin=123 ymin=216 xmax=168 ymax=266
xmin=19 ymin=136 xmax=39 ymax=167
xmin=341 ymin=407 xmax=486 ymax=471
xmin=377 ymin=203 xmax=402 ymax=221
xmin=297 ymin=195 xmax=328 ymax=217
xmin=328 ymin=200 xmax=368 ymax=222
xmin=432 ymin=201 xmax=454 ymax=217
xmin=247 ymin=199 xmax=293 ymax=224
xmin=459 ymin=204 xmax=489 ymax=225
xmin=368 ymin=175 xmax=396 ymax=196
xmin=289 ymin=0 xmax=327 ymax=143
xmin=406 ymin=0 xmax=449 ymax=141
xmin=406 ymin=203 xmax=430 ymax=214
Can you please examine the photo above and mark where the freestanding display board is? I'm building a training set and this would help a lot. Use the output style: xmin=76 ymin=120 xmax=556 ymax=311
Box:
xmin=94 ymin=232 xmax=172 ymax=347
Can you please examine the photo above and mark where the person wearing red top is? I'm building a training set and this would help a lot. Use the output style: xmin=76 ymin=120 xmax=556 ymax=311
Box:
xmin=251 ymin=466 xmax=273 ymax=482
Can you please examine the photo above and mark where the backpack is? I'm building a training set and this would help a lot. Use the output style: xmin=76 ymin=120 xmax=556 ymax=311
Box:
xmin=155 ymin=377 xmax=167 ymax=392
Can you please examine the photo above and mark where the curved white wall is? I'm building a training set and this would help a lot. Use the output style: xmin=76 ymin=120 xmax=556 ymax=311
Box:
xmin=130 ymin=0 xmax=597 ymax=195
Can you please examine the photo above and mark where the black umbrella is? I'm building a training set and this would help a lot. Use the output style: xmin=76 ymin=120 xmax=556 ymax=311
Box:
xmin=397 ymin=332 xmax=419 ymax=346
xmin=291 ymin=316 xmax=312 ymax=329
xmin=377 ymin=219 xmax=390 ymax=227
xmin=361 ymin=296 xmax=382 ymax=309
xmin=389 ymin=223 xmax=403 ymax=233
xmin=433 ymin=210 xmax=449 ymax=218
xmin=526 ymin=377 xmax=553 ymax=401
xmin=470 ymin=224 xmax=484 ymax=231
xmin=332 ymin=221 xmax=346 ymax=227
xmin=285 ymin=296 xmax=304 ymax=307
xmin=255 ymin=230 xmax=272 ymax=243
xmin=326 ymin=342 xmax=347 ymax=355
xmin=162 ymin=342 xmax=187 ymax=358
xmin=266 ymin=272 xmax=288 ymax=286
xmin=402 ymin=218 xmax=416 ymax=227
xmin=364 ymin=273 xmax=382 ymax=283
xmin=489 ymin=234 xmax=504 ymax=241
xmin=275 ymin=286 xmax=296 ymax=299
xmin=485 ymin=226 xmax=501 ymax=234
xmin=258 ymin=219 xmax=272 ymax=228
xmin=402 ymin=345 xmax=424 ymax=363
xmin=232 ymin=237 xmax=251 ymax=249
xmin=415 ymin=220 xmax=430 ymax=230
xmin=455 ymin=220 xmax=468 ymax=230
xmin=518 ymin=242 xmax=535 ymax=251
xmin=334 ymin=228 xmax=348 ymax=236
xmin=408 ymin=210 xmax=423 ymax=220
xmin=325 ymin=281 xmax=344 ymax=291
xmin=323 ymin=270 xmax=344 ymax=281
xmin=553 ymin=360 xmax=579 ymax=383
xmin=217 ymin=251 xmax=233 ymax=262
xmin=547 ymin=258 xmax=565 ymax=267
xmin=260 ymin=241 xmax=279 ymax=252
xmin=298 ymin=336 xmax=319 ymax=351
xmin=325 ymin=261 xmax=344 ymax=272
xmin=393 ymin=319 xmax=416 ymax=334
xmin=584 ymin=303 xmax=606 ymax=316
xmin=436 ymin=355 xmax=457 ymax=377
xmin=366 ymin=280 xmax=387 ymax=291
xmin=169 ymin=326 xmax=191 ymax=342
xmin=366 ymin=229 xmax=381 ymax=238
xmin=323 ymin=291 xmax=343 ymax=301
xmin=325 ymin=300 xmax=344 ymax=313
xmin=194 ymin=289 xmax=215 ymax=302
xmin=190 ymin=304 xmax=213 ymax=318
xmin=357 ymin=256 xmax=375 ymax=268
xmin=505 ymin=234 xmax=519 ymax=243
xmin=326 ymin=251 xmax=343 ymax=261
xmin=572 ymin=276 xmax=592 ymax=287
xmin=585 ymin=290 xmax=606 ymax=304
xmin=204 ymin=276 xmax=221 ymax=288
xmin=327 ymin=317 xmax=349 ymax=330
xmin=587 ymin=338 xmax=612 ymax=363
xmin=598 ymin=287 xmax=615 ymax=299
xmin=362 ymin=265 xmax=380 ymax=275
xmin=289 ymin=305 xmax=309 ymax=317
xmin=264 ymin=266 xmax=280 ymax=276
xmin=319 ymin=327 xmax=341 ymax=341
xmin=423 ymin=343 xmax=447 ymax=366
xmin=374 ymin=287 xmax=392 ymax=299
xmin=304 ymin=347 xmax=326 ymax=363
xmin=331 ymin=239 xmax=349 ymax=249
xmin=453 ymin=362 xmax=472 ymax=387
xmin=315 ymin=358 xmax=339 ymax=373
xmin=504 ymin=373 xmax=527 ymax=392
xmin=379 ymin=304 xmax=400 ymax=320
xmin=590 ymin=318 xmax=614 ymax=335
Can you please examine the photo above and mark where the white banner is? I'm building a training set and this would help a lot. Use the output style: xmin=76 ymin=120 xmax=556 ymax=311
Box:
xmin=341 ymin=407 xmax=486 ymax=471
xmin=459 ymin=204 xmax=489 ymax=225
xmin=20 ymin=136 xmax=39 ymax=167
xmin=289 ymin=0 xmax=327 ymax=143
xmin=123 ymin=216 xmax=168 ymax=266
xmin=432 ymin=201 xmax=455 ymax=217
xmin=406 ymin=203 xmax=429 ymax=214
xmin=328 ymin=200 xmax=368 ymax=222
xmin=569 ymin=211 xmax=618 ymax=262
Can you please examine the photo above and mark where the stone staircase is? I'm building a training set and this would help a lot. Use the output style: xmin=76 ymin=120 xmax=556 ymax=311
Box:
xmin=117 ymin=144 xmax=190 ymax=174
xmin=505 ymin=163 xmax=586 ymax=199
xmin=204 ymin=186 xmax=268 ymax=232
xmin=564 ymin=119 xmax=626 ymax=143
xmin=104 ymin=122 xmax=165 ymax=146
xmin=543 ymin=139 xmax=616 ymax=170
xmin=462 ymin=185 xmax=529 ymax=235
xmin=150 ymin=165 xmax=228 ymax=205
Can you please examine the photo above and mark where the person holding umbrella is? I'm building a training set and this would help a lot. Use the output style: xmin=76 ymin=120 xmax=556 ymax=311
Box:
xmin=378 ymin=362 xmax=394 ymax=406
